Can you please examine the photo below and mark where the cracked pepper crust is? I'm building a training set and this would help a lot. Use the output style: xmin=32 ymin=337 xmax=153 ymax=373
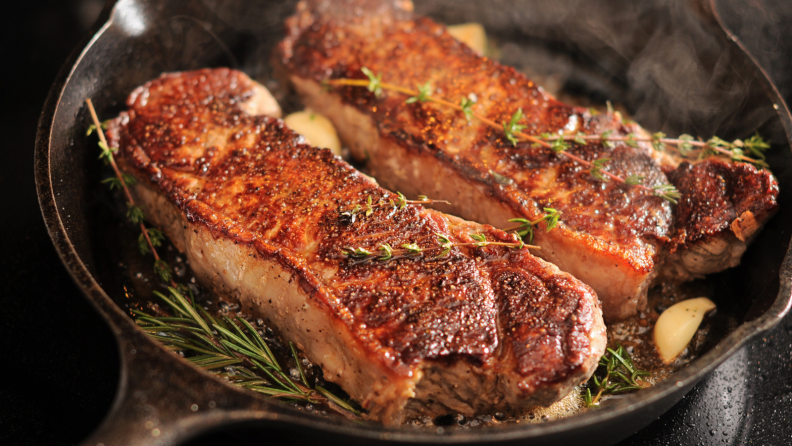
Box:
xmin=274 ymin=0 xmax=778 ymax=320
xmin=106 ymin=68 xmax=606 ymax=424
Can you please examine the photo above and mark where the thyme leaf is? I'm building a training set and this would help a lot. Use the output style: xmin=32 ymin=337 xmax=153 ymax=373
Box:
xmin=506 ymin=208 xmax=561 ymax=243
xmin=154 ymin=259 xmax=173 ymax=282
xmin=405 ymin=81 xmax=432 ymax=104
xmin=503 ymin=108 xmax=526 ymax=146
xmin=590 ymin=158 xmax=612 ymax=182
xmin=460 ymin=97 xmax=475 ymax=121
xmin=652 ymin=184 xmax=681 ymax=204
xmin=360 ymin=67 xmax=383 ymax=98
xmin=584 ymin=343 xmax=650 ymax=407
xmin=126 ymin=203 xmax=145 ymax=224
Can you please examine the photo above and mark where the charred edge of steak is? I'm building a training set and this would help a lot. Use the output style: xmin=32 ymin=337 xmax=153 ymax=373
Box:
xmin=657 ymin=159 xmax=779 ymax=281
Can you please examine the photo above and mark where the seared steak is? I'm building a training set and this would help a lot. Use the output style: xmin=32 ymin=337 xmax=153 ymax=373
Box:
xmin=274 ymin=0 xmax=779 ymax=320
xmin=106 ymin=68 xmax=606 ymax=425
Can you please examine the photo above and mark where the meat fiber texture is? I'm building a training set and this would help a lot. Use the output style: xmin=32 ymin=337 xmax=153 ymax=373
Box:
xmin=274 ymin=0 xmax=779 ymax=321
xmin=106 ymin=68 xmax=606 ymax=425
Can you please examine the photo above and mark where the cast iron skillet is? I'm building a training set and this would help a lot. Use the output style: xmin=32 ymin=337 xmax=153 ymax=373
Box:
xmin=34 ymin=0 xmax=792 ymax=445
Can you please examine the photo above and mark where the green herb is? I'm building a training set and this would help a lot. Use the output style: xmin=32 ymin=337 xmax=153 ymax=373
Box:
xmin=341 ymin=192 xmax=451 ymax=218
xmin=395 ymin=191 xmax=408 ymax=209
xmin=503 ymin=108 xmax=526 ymax=146
xmin=86 ymin=98 xmax=177 ymax=287
xmin=460 ymin=97 xmax=475 ymax=121
xmin=401 ymin=243 xmax=423 ymax=255
xmin=326 ymin=72 xmax=772 ymax=204
xmin=86 ymin=119 xmax=109 ymax=136
xmin=126 ymin=203 xmax=146 ymax=224
xmin=436 ymin=233 xmax=453 ymax=258
xmin=625 ymin=174 xmax=645 ymax=186
xmin=624 ymin=133 xmax=639 ymax=148
xmin=365 ymin=195 xmax=374 ymax=217
xmin=652 ymin=184 xmax=681 ymax=204
xmin=133 ymin=287 xmax=360 ymax=416
xmin=490 ymin=170 xmax=514 ymax=185
xmin=97 ymin=140 xmax=117 ymax=162
xmin=590 ymin=158 xmax=612 ymax=182
xmin=600 ymin=130 xmax=615 ymax=149
xmin=360 ymin=66 xmax=383 ymax=98
xmin=343 ymin=247 xmax=373 ymax=259
xmin=154 ymin=259 xmax=173 ymax=282
xmin=507 ymin=208 xmax=561 ymax=244
xmin=470 ymin=232 xmax=487 ymax=247
xmin=378 ymin=243 xmax=394 ymax=261
xmin=584 ymin=344 xmax=650 ymax=407
xmin=677 ymin=134 xmax=694 ymax=156
xmin=405 ymin=81 xmax=432 ymax=104
xmin=550 ymin=136 xmax=569 ymax=153
xmin=342 ymin=231 xmax=534 ymax=263
xmin=651 ymin=132 xmax=667 ymax=151
xmin=138 ymin=228 xmax=165 ymax=255
xmin=743 ymin=132 xmax=771 ymax=160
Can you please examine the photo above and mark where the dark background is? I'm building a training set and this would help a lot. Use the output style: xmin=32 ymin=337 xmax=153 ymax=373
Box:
xmin=1 ymin=0 xmax=791 ymax=445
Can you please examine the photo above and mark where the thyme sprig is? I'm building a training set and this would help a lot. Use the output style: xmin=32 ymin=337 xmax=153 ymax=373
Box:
xmin=584 ymin=344 xmax=650 ymax=407
xmin=327 ymin=69 xmax=771 ymax=205
xmin=341 ymin=192 xmax=451 ymax=220
xmin=134 ymin=287 xmax=360 ymax=416
xmin=86 ymin=99 xmax=177 ymax=285
xmin=342 ymin=232 xmax=536 ymax=262
xmin=539 ymin=131 xmax=770 ymax=169
xmin=503 ymin=208 xmax=561 ymax=244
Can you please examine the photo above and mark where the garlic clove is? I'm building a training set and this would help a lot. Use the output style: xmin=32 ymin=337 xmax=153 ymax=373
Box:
xmin=283 ymin=110 xmax=342 ymax=156
xmin=447 ymin=23 xmax=487 ymax=56
xmin=654 ymin=297 xmax=716 ymax=364
xmin=240 ymin=81 xmax=282 ymax=118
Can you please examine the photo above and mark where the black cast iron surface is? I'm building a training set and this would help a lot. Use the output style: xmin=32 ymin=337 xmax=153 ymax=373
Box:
xmin=3 ymin=0 xmax=792 ymax=445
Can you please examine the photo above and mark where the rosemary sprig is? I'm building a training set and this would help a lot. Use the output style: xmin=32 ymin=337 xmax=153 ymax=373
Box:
xmin=342 ymin=232 xmax=536 ymax=262
xmin=134 ymin=287 xmax=360 ymax=416
xmin=584 ymin=344 xmax=650 ymax=407
xmin=86 ymin=99 xmax=178 ymax=288
xmin=503 ymin=208 xmax=561 ymax=243
xmin=326 ymin=69 xmax=772 ymax=205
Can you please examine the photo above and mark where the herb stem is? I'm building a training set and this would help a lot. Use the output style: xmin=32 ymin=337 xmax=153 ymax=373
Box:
xmin=327 ymin=78 xmax=661 ymax=197
xmin=543 ymin=134 xmax=761 ymax=165
xmin=328 ymin=70 xmax=769 ymax=205
xmin=86 ymin=99 xmax=177 ymax=288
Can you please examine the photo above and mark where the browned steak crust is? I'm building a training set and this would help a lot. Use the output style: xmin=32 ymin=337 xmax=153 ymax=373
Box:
xmin=659 ymin=159 xmax=779 ymax=280
xmin=274 ymin=0 xmax=779 ymax=319
xmin=668 ymin=160 xmax=778 ymax=246
xmin=106 ymin=68 xmax=606 ymax=423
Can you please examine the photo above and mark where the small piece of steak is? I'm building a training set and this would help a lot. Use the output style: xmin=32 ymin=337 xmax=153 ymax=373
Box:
xmin=274 ymin=0 xmax=779 ymax=320
xmin=106 ymin=68 xmax=606 ymax=425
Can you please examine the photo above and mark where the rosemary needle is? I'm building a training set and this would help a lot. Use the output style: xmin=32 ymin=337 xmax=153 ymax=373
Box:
xmin=134 ymin=287 xmax=361 ymax=417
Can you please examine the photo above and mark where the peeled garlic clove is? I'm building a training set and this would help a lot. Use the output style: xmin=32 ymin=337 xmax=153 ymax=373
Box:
xmin=447 ymin=23 xmax=487 ymax=55
xmin=654 ymin=297 xmax=716 ymax=364
xmin=239 ymin=81 xmax=282 ymax=118
xmin=283 ymin=110 xmax=341 ymax=156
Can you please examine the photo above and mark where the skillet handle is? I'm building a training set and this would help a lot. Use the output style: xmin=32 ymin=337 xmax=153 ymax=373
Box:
xmin=80 ymin=328 xmax=273 ymax=446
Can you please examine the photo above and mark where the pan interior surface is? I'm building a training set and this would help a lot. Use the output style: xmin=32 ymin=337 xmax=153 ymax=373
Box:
xmin=37 ymin=0 xmax=792 ymax=444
